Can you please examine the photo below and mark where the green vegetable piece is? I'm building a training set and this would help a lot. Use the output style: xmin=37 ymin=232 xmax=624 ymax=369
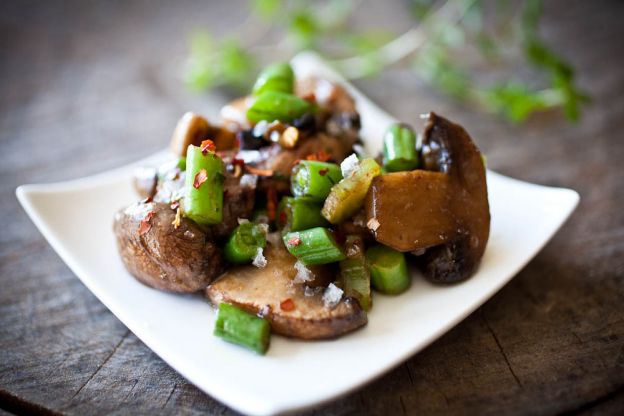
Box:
xmin=322 ymin=158 xmax=381 ymax=224
xmin=291 ymin=160 xmax=342 ymax=202
xmin=184 ymin=144 xmax=224 ymax=225
xmin=366 ymin=245 xmax=410 ymax=295
xmin=224 ymin=222 xmax=267 ymax=264
xmin=277 ymin=197 xmax=329 ymax=232
xmin=339 ymin=235 xmax=372 ymax=311
xmin=177 ymin=156 xmax=186 ymax=171
xmin=383 ymin=123 xmax=419 ymax=172
xmin=214 ymin=303 xmax=271 ymax=354
xmin=247 ymin=91 xmax=314 ymax=123
xmin=283 ymin=227 xmax=346 ymax=265
xmin=252 ymin=62 xmax=294 ymax=96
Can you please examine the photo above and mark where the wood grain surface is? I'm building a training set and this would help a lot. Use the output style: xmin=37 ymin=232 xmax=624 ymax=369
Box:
xmin=1 ymin=0 xmax=623 ymax=414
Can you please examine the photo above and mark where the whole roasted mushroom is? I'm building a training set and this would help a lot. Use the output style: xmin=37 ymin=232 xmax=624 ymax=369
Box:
xmin=365 ymin=112 xmax=490 ymax=283
xmin=114 ymin=201 xmax=223 ymax=292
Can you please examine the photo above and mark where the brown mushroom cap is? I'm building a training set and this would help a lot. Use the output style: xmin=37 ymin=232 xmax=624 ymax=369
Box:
xmin=113 ymin=201 xmax=223 ymax=293
xmin=419 ymin=112 xmax=490 ymax=283
xmin=206 ymin=245 xmax=367 ymax=339
xmin=365 ymin=112 xmax=490 ymax=283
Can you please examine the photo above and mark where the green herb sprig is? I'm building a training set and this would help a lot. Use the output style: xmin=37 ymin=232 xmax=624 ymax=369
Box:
xmin=185 ymin=0 xmax=588 ymax=123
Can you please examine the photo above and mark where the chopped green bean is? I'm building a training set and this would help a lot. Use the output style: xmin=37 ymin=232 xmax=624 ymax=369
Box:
xmin=247 ymin=91 xmax=314 ymax=123
xmin=252 ymin=62 xmax=294 ymax=96
xmin=291 ymin=160 xmax=342 ymax=202
xmin=366 ymin=245 xmax=410 ymax=295
xmin=383 ymin=123 xmax=419 ymax=172
xmin=224 ymin=222 xmax=267 ymax=264
xmin=214 ymin=303 xmax=270 ymax=354
xmin=283 ymin=227 xmax=346 ymax=265
xmin=184 ymin=144 xmax=224 ymax=225
xmin=322 ymin=158 xmax=381 ymax=224
xmin=277 ymin=197 xmax=329 ymax=232
xmin=177 ymin=156 xmax=186 ymax=171
xmin=339 ymin=235 xmax=372 ymax=311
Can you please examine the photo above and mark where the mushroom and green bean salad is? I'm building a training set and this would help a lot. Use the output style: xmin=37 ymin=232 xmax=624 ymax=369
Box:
xmin=114 ymin=62 xmax=490 ymax=354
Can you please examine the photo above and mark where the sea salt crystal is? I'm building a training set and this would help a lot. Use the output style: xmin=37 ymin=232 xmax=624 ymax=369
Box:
xmin=322 ymin=283 xmax=343 ymax=308
xmin=239 ymin=174 xmax=258 ymax=189
xmin=252 ymin=247 xmax=267 ymax=268
xmin=367 ymin=217 xmax=380 ymax=231
xmin=293 ymin=261 xmax=313 ymax=284
xmin=340 ymin=153 xmax=359 ymax=178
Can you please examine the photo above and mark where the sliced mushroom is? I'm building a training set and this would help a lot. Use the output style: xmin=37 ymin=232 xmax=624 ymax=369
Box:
xmin=170 ymin=112 xmax=211 ymax=157
xmin=206 ymin=245 xmax=367 ymax=339
xmin=114 ymin=201 xmax=223 ymax=293
xmin=365 ymin=112 xmax=490 ymax=283
xmin=170 ymin=112 xmax=237 ymax=157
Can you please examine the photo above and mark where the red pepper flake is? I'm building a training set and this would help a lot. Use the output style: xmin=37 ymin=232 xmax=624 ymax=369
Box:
xmin=245 ymin=165 xmax=274 ymax=177
xmin=318 ymin=168 xmax=329 ymax=176
xmin=305 ymin=150 xmax=331 ymax=162
xmin=287 ymin=236 xmax=301 ymax=247
xmin=138 ymin=211 xmax=155 ymax=236
xmin=193 ymin=168 xmax=208 ymax=189
xmin=200 ymin=139 xmax=216 ymax=155
xmin=170 ymin=200 xmax=180 ymax=210
xmin=279 ymin=210 xmax=288 ymax=225
xmin=280 ymin=298 xmax=295 ymax=312
xmin=266 ymin=187 xmax=278 ymax=222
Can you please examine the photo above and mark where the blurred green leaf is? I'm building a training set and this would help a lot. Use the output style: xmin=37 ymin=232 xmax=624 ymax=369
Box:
xmin=251 ymin=0 xmax=281 ymax=20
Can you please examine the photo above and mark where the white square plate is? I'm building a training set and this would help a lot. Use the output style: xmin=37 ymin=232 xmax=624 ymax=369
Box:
xmin=16 ymin=52 xmax=579 ymax=415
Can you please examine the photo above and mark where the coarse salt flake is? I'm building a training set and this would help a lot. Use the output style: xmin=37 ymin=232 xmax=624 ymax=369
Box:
xmin=293 ymin=260 xmax=313 ymax=284
xmin=367 ymin=217 xmax=380 ymax=231
xmin=322 ymin=283 xmax=343 ymax=308
xmin=252 ymin=247 xmax=267 ymax=268
xmin=340 ymin=153 xmax=359 ymax=178
xmin=239 ymin=174 xmax=258 ymax=189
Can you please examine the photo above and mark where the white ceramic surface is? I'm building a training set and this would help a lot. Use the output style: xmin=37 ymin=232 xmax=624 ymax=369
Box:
xmin=16 ymin=52 xmax=579 ymax=416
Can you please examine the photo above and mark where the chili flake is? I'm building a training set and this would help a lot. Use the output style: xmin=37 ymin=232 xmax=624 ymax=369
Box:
xmin=193 ymin=168 xmax=208 ymax=189
xmin=200 ymin=139 xmax=216 ymax=155
xmin=305 ymin=150 xmax=331 ymax=162
xmin=280 ymin=298 xmax=295 ymax=312
xmin=318 ymin=168 xmax=329 ymax=176
xmin=287 ymin=236 xmax=301 ymax=247
xmin=138 ymin=211 xmax=156 ymax=235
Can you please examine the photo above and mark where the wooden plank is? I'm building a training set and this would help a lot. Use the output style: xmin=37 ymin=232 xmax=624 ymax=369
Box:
xmin=0 ymin=0 xmax=622 ymax=414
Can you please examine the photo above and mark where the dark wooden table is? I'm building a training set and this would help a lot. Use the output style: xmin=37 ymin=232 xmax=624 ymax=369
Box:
xmin=1 ymin=1 xmax=623 ymax=414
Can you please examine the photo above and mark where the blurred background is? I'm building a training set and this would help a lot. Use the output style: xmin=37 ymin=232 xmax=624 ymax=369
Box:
xmin=1 ymin=0 xmax=623 ymax=415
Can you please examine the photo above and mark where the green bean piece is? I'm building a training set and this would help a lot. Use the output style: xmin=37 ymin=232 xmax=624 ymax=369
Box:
xmin=177 ymin=156 xmax=186 ymax=171
xmin=283 ymin=227 xmax=346 ymax=265
xmin=224 ymin=222 xmax=267 ymax=264
xmin=277 ymin=197 xmax=330 ymax=232
xmin=383 ymin=123 xmax=419 ymax=172
xmin=322 ymin=158 xmax=381 ymax=224
xmin=366 ymin=245 xmax=410 ymax=295
xmin=214 ymin=303 xmax=271 ymax=354
xmin=339 ymin=235 xmax=372 ymax=311
xmin=291 ymin=161 xmax=343 ymax=202
xmin=184 ymin=144 xmax=224 ymax=225
xmin=247 ymin=91 xmax=314 ymax=123
xmin=252 ymin=62 xmax=294 ymax=96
